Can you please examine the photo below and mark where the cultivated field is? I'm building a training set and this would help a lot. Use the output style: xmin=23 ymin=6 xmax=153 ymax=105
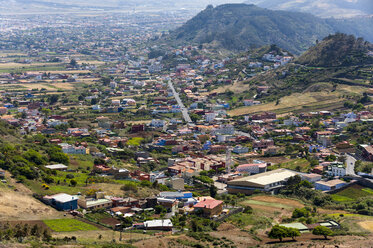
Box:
xmin=331 ymin=184 xmax=373 ymax=202
xmin=241 ymin=195 xmax=304 ymax=212
xmin=43 ymin=219 xmax=98 ymax=232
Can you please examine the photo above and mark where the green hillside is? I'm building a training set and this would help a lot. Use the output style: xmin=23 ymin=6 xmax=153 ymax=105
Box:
xmin=296 ymin=33 xmax=373 ymax=67
xmin=166 ymin=4 xmax=333 ymax=54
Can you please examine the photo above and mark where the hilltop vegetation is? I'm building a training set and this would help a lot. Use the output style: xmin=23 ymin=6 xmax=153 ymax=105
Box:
xmin=297 ymin=33 xmax=373 ymax=67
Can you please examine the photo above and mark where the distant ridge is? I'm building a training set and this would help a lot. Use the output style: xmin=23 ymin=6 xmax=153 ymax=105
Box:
xmin=245 ymin=0 xmax=373 ymax=18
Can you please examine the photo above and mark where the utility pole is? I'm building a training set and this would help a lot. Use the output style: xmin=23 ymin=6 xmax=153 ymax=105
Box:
xmin=226 ymin=146 xmax=232 ymax=174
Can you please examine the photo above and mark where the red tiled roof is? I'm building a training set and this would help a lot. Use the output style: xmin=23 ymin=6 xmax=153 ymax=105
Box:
xmin=194 ymin=199 xmax=223 ymax=209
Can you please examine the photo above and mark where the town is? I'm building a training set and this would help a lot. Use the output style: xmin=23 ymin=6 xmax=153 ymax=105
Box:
xmin=0 ymin=8 xmax=372 ymax=248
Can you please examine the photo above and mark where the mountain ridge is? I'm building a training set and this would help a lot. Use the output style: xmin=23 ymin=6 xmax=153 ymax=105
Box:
xmin=245 ymin=0 xmax=373 ymax=18
xmin=164 ymin=4 xmax=373 ymax=54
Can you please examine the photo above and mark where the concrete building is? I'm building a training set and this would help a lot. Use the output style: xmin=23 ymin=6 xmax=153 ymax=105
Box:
xmin=236 ymin=163 xmax=267 ymax=175
xmin=301 ymin=173 xmax=322 ymax=183
xmin=43 ymin=193 xmax=78 ymax=211
xmin=314 ymin=179 xmax=347 ymax=191
xmin=140 ymin=219 xmax=173 ymax=231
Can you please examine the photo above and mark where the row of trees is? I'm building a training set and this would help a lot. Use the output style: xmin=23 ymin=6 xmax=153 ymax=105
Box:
xmin=0 ymin=223 xmax=51 ymax=242
xmin=268 ymin=225 xmax=333 ymax=242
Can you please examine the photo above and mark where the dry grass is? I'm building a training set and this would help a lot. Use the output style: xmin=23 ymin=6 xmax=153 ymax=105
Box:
xmin=36 ymin=70 xmax=91 ymax=74
xmin=228 ymin=85 xmax=367 ymax=116
xmin=0 ymin=62 xmax=61 ymax=69
xmin=0 ymin=172 xmax=64 ymax=221
xmin=358 ymin=221 xmax=373 ymax=232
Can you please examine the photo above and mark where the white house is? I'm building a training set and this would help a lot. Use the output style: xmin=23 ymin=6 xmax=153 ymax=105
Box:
xmin=233 ymin=145 xmax=249 ymax=154
xmin=151 ymin=119 xmax=165 ymax=128
xmin=205 ymin=112 xmax=216 ymax=122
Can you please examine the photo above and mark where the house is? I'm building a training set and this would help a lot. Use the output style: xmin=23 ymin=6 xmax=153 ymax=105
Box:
xmin=112 ymin=168 xmax=130 ymax=179
xmin=314 ymin=179 xmax=347 ymax=191
xmin=111 ymin=197 xmax=139 ymax=208
xmin=233 ymin=145 xmax=249 ymax=154
xmin=243 ymin=99 xmax=261 ymax=106
xmin=157 ymin=198 xmax=178 ymax=213
xmin=253 ymin=139 xmax=274 ymax=149
xmin=194 ymin=198 xmax=223 ymax=217
xmin=236 ymin=163 xmax=267 ymax=175
xmin=61 ymin=145 xmax=88 ymax=155
xmin=43 ymin=193 xmax=78 ymax=211
xmin=263 ymin=146 xmax=282 ymax=156
xmin=158 ymin=191 xmax=193 ymax=200
xmin=328 ymin=163 xmax=346 ymax=177
xmin=227 ymin=168 xmax=299 ymax=195
xmin=301 ymin=173 xmax=322 ymax=183
xmin=78 ymin=192 xmax=113 ymax=210
xmin=131 ymin=124 xmax=145 ymax=133
xmin=150 ymin=119 xmax=165 ymax=128
xmin=165 ymin=178 xmax=185 ymax=191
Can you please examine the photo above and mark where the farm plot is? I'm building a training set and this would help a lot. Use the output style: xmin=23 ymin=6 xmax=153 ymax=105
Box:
xmin=331 ymin=184 xmax=373 ymax=202
xmin=241 ymin=195 xmax=304 ymax=211
xmin=43 ymin=219 xmax=98 ymax=232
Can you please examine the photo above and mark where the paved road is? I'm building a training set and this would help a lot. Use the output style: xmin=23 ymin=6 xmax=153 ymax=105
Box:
xmin=346 ymin=154 xmax=357 ymax=176
xmin=168 ymin=81 xmax=193 ymax=124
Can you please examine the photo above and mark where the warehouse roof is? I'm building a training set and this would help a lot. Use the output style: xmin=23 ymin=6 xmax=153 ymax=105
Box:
xmin=228 ymin=168 xmax=299 ymax=187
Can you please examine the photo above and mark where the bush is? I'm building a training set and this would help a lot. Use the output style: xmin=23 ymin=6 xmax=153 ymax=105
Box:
xmin=292 ymin=208 xmax=310 ymax=218
xmin=70 ymin=179 xmax=77 ymax=187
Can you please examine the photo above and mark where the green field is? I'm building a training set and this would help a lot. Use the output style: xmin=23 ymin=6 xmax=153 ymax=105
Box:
xmin=43 ymin=219 xmax=98 ymax=232
xmin=127 ymin=137 xmax=144 ymax=146
xmin=268 ymin=158 xmax=311 ymax=172
xmin=241 ymin=199 xmax=297 ymax=210
xmin=332 ymin=184 xmax=373 ymax=202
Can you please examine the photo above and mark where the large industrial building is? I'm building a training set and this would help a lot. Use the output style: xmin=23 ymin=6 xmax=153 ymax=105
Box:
xmin=227 ymin=168 xmax=299 ymax=195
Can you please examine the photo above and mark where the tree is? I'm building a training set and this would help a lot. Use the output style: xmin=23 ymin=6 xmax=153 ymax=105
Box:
xmin=48 ymin=95 xmax=59 ymax=105
xmin=69 ymin=59 xmax=77 ymax=67
xmin=209 ymin=185 xmax=217 ymax=198
xmin=312 ymin=226 xmax=333 ymax=240
xmin=268 ymin=225 xmax=288 ymax=242
xmin=287 ymin=227 xmax=300 ymax=241
xmin=154 ymin=205 xmax=166 ymax=214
